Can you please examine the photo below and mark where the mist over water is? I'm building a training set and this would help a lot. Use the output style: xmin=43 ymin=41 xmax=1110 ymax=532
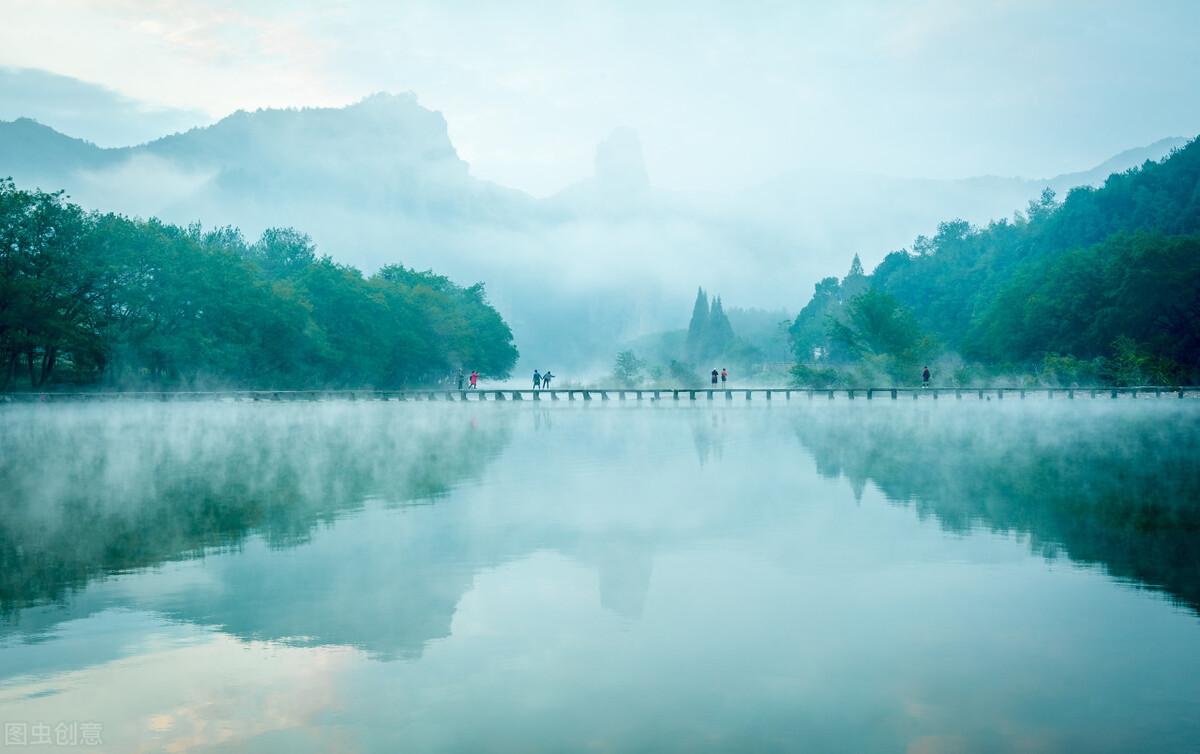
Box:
xmin=2 ymin=400 xmax=1199 ymax=752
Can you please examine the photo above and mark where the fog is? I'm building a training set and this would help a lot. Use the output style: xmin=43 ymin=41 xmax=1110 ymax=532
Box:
xmin=4 ymin=398 xmax=1199 ymax=625
xmin=3 ymin=399 xmax=1199 ymax=752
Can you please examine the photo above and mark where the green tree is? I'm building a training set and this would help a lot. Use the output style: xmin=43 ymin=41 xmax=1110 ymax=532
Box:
xmin=685 ymin=287 xmax=709 ymax=360
xmin=847 ymin=253 xmax=865 ymax=277
xmin=0 ymin=177 xmax=519 ymax=390
xmin=827 ymin=289 xmax=924 ymax=360
xmin=790 ymin=136 xmax=1200 ymax=384
xmin=613 ymin=350 xmax=645 ymax=387
xmin=704 ymin=296 xmax=735 ymax=357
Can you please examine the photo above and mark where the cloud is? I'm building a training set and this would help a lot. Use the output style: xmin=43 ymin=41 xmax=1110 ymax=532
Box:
xmin=73 ymin=153 xmax=216 ymax=215
xmin=0 ymin=67 xmax=208 ymax=146
xmin=5 ymin=0 xmax=1200 ymax=196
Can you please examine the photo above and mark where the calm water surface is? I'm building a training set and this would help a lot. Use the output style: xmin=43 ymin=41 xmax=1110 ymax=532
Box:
xmin=1 ymin=400 xmax=1199 ymax=753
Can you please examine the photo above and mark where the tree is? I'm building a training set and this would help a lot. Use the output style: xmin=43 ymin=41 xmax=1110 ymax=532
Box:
xmin=789 ymin=136 xmax=1200 ymax=384
xmin=250 ymin=227 xmax=317 ymax=279
xmin=613 ymin=350 xmax=645 ymax=387
xmin=685 ymin=287 xmax=709 ymax=360
xmin=847 ymin=253 xmax=865 ymax=277
xmin=705 ymin=296 xmax=735 ymax=357
xmin=1026 ymin=187 xmax=1059 ymax=223
xmin=827 ymin=289 xmax=932 ymax=367
xmin=0 ymin=178 xmax=519 ymax=390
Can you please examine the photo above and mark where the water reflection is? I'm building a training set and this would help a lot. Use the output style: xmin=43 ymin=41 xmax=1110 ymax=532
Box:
xmin=0 ymin=401 xmax=1198 ymax=753
xmin=792 ymin=402 xmax=1200 ymax=614
xmin=0 ymin=403 xmax=512 ymax=643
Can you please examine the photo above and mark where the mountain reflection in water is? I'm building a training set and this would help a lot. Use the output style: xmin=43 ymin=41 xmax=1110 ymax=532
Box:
xmin=1 ymin=400 xmax=1198 ymax=754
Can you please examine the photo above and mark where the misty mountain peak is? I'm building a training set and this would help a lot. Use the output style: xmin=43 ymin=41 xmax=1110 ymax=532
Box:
xmin=594 ymin=128 xmax=649 ymax=191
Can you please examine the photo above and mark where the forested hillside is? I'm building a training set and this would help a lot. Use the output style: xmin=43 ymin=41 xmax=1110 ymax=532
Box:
xmin=0 ymin=179 xmax=517 ymax=390
xmin=789 ymin=137 xmax=1200 ymax=386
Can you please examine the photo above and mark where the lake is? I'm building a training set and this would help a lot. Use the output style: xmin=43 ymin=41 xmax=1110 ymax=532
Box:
xmin=1 ymin=399 xmax=1199 ymax=753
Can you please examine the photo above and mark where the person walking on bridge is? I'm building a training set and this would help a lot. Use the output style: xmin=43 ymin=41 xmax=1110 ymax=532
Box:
xmin=721 ymin=367 xmax=728 ymax=386
xmin=711 ymin=368 xmax=719 ymax=385
xmin=456 ymin=369 xmax=465 ymax=391
xmin=533 ymin=370 xmax=542 ymax=390
xmin=922 ymin=366 xmax=931 ymax=388
xmin=469 ymin=370 xmax=478 ymax=389
xmin=542 ymin=371 xmax=554 ymax=389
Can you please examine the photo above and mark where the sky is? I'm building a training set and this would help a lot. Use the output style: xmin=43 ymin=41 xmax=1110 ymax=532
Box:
xmin=2 ymin=0 xmax=1200 ymax=196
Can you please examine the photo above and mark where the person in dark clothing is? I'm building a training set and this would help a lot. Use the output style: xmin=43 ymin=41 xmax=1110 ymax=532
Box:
xmin=456 ymin=370 xmax=465 ymax=390
xmin=922 ymin=366 xmax=931 ymax=387
xmin=711 ymin=369 xmax=719 ymax=385
xmin=542 ymin=371 xmax=554 ymax=388
xmin=533 ymin=370 xmax=542 ymax=389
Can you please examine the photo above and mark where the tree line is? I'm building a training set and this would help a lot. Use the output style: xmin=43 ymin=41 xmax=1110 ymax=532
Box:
xmin=789 ymin=136 xmax=1200 ymax=387
xmin=0 ymin=179 xmax=518 ymax=390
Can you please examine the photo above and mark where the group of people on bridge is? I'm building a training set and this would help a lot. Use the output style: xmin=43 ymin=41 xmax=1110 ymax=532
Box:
xmin=456 ymin=370 xmax=480 ymax=390
xmin=454 ymin=364 xmax=932 ymax=392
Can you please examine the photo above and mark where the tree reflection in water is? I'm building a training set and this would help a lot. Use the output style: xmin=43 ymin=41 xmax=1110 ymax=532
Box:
xmin=791 ymin=401 xmax=1200 ymax=614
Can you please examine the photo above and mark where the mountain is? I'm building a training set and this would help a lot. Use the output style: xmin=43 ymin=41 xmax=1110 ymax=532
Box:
xmin=744 ymin=136 xmax=1188 ymax=273
xmin=1047 ymin=137 xmax=1189 ymax=190
xmin=0 ymin=117 xmax=113 ymax=177
xmin=0 ymin=91 xmax=1189 ymax=373
xmin=0 ymin=93 xmax=530 ymax=222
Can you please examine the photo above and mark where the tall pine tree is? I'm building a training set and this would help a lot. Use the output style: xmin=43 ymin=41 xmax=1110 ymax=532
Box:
xmin=686 ymin=287 xmax=709 ymax=359
xmin=705 ymin=296 xmax=735 ymax=358
xmin=847 ymin=253 xmax=865 ymax=277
